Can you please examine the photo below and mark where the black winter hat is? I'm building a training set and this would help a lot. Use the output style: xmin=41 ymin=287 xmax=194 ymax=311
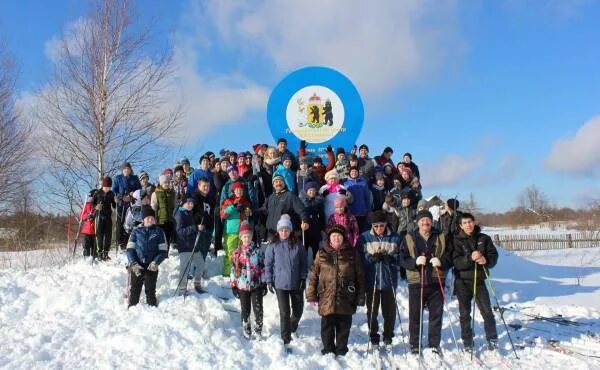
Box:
xmin=383 ymin=146 xmax=394 ymax=154
xmin=359 ymin=144 xmax=369 ymax=152
xmin=446 ymin=198 xmax=460 ymax=210
xmin=403 ymin=152 xmax=412 ymax=160
xmin=141 ymin=205 xmax=155 ymax=220
xmin=416 ymin=210 xmax=433 ymax=222
xmin=336 ymin=147 xmax=345 ymax=156
xmin=327 ymin=224 xmax=347 ymax=240
xmin=277 ymin=138 xmax=287 ymax=144
xmin=121 ymin=161 xmax=132 ymax=169
xmin=371 ymin=210 xmax=387 ymax=224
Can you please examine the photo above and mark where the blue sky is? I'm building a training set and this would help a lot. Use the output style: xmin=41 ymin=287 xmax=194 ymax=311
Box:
xmin=1 ymin=0 xmax=599 ymax=212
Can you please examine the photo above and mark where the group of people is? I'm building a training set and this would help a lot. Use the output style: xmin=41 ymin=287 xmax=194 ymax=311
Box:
xmin=76 ymin=139 xmax=500 ymax=357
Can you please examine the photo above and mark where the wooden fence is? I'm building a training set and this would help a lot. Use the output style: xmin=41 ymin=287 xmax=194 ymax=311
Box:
xmin=493 ymin=231 xmax=600 ymax=251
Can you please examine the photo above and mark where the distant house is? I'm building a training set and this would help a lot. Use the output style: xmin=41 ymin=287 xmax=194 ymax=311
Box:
xmin=425 ymin=195 xmax=443 ymax=207
xmin=535 ymin=221 xmax=578 ymax=230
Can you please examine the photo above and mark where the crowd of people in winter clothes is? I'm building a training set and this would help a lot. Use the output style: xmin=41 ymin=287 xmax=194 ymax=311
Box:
xmin=77 ymin=139 xmax=500 ymax=356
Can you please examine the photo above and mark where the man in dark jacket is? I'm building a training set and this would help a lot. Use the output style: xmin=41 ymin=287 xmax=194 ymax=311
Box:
xmin=358 ymin=144 xmax=376 ymax=183
xmin=113 ymin=162 xmax=141 ymax=250
xmin=399 ymin=210 xmax=452 ymax=355
xmin=357 ymin=210 xmax=402 ymax=347
xmin=192 ymin=177 xmax=215 ymax=258
xmin=261 ymin=174 xmax=308 ymax=241
xmin=402 ymin=152 xmax=420 ymax=180
xmin=452 ymin=212 xmax=499 ymax=352
xmin=440 ymin=198 xmax=462 ymax=238
xmin=126 ymin=206 xmax=168 ymax=307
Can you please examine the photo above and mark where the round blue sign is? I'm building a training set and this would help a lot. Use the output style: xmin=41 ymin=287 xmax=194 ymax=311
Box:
xmin=267 ymin=66 xmax=364 ymax=162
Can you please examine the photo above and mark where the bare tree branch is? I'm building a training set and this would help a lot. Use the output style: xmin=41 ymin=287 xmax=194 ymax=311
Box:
xmin=35 ymin=0 xmax=182 ymax=213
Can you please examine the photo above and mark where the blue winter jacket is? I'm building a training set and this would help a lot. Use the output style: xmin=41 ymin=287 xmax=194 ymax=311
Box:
xmin=126 ymin=225 xmax=168 ymax=267
xmin=356 ymin=228 xmax=402 ymax=291
xmin=174 ymin=207 xmax=198 ymax=253
xmin=344 ymin=177 xmax=372 ymax=216
xmin=264 ymin=240 xmax=307 ymax=290
xmin=186 ymin=168 xmax=215 ymax=195
xmin=112 ymin=174 xmax=141 ymax=200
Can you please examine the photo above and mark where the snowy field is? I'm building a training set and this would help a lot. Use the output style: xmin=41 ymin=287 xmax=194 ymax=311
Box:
xmin=1 ymin=238 xmax=599 ymax=369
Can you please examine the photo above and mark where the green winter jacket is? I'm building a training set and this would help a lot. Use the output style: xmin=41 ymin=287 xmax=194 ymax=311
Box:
xmin=154 ymin=187 xmax=175 ymax=225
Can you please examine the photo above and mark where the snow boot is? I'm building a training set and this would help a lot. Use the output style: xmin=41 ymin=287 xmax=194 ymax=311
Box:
xmin=242 ymin=320 xmax=251 ymax=339
xmin=487 ymin=339 xmax=498 ymax=351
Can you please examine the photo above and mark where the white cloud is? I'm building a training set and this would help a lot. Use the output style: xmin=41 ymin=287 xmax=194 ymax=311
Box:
xmin=192 ymin=0 xmax=461 ymax=95
xmin=420 ymin=154 xmax=483 ymax=187
xmin=545 ymin=115 xmax=600 ymax=176
xmin=44 ymin=17 xmax=90 ymax=63
xmin=168 ymin=44 xmax=269 ymax=144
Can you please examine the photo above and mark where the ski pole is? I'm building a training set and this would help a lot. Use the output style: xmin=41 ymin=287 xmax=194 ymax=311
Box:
xmin=389 ymin=268 xmax=407 ymax=357
xmin=471 ymin=264 xmax=477 ymax=361
xmin=419 ymin=263 xmax=425 ymax=357
xmin=435 ymin=267 xmax=461 ymax=353
xmin=483 ymin=266 xmax=520 ymax=359
xmin=367 ymin=263 xmax=379 ymax=353
xmin=174 ymin=230 xmax=202 ymax=299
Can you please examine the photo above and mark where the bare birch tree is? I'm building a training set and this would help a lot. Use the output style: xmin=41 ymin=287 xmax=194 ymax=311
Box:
xmin=36 ymin=0 xmax=181 ymax=209
xmin=0 ymin=42 xmax=32 ymax=214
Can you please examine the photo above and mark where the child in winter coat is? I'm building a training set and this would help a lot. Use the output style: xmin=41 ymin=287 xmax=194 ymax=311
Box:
xmin=93 ymin=176 xmax=116 ymax=260
xmin=273 ymin=153 xmax=296 ymax=193
xmin=80 ymin=191 xmax=96 ymax=258
xmin=306 ymin=224 xmax=365 ymax=356
xmin=125 ymin=189 xmax=150 ymax=233
xmin=299 ymin=181 xmax=326 ymax=259
xmin=327 ymin=197 xmax=360 ymax=247
xmin=151 ymin=174 xmax=176 ymax=249
xmin=335 ymin=148 xmax=349 ymax=181
xmin=126 ymin=206 xmax=168 ymax=307
xmin=230 ymin=221 xmax=267 ymax=339
xmin=296 ymin=157 xmax=315 ymax=195
xmin=264 ymin=214 xmax=308 ymax=351
xmin=370 ymin=173 xmax=388 ymax=211
xmin=221 ymin=181 xmax=253 ymax=276
xmin=174 ymin=196 xmax=206 ymax=295
xmin=320 ymin=169 xmax=353 ymax=220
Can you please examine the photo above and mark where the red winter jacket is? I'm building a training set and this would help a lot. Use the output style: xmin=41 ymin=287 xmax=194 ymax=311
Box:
xmin=80 ymin=201 xmax=95 ymax=235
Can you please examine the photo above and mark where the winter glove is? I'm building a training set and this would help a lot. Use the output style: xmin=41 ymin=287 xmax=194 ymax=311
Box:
xmin=148 ymin=261 xmax=158 ymax=272
xmin=130 ymin=263 xmax=143 ymax=277
xmin=321 ymin=189 xmax=330 ymax=197
xmin=338 ymin=189 xmax=347 ymax=195
xmin=430 ymin=257 xmax=441 ymax=268
xmin=300 ymin=140 xmax=307 ymax=149
xmin=299 ymin=279 xmax=306 ymax=291
xmin=326 ymin=145 xmax=333 ymax=152
xmin=267 ymin=283 xmax=275 ymax=294
xmin=261 ymin=284 xmax=268 ymax=297
xmin=87 ymin=213 xmax=95 ymax=221
xmin=416 ymin=256 xmax=427 ymax=266
xmin=232 ymin=287 xmax=240 ymax=299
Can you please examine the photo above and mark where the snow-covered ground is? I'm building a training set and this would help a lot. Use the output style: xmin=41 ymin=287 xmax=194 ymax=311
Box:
xmin=1 ymin=242 xmax=599 ymax=369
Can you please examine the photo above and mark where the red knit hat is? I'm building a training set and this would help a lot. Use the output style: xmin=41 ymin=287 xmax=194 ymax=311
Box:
xmin=232 ymin=181 xmax=244 ymax=192
xmin=239 ymin=221 xmax=253 ymax=235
